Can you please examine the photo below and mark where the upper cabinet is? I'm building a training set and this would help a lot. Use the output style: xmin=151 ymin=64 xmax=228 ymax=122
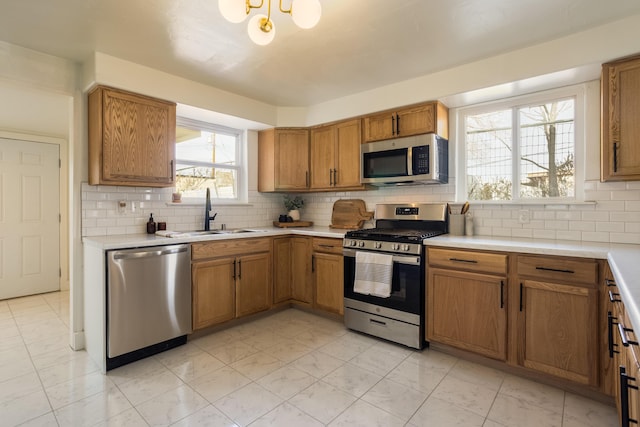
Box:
xmin=309 ymin=119 xmax=364 ymax=191
xmin=602 ymin=54 xmax=640 ymax=181
xmin=88 ymin=85 xmax=176 ymax=187
xmin=258 ymin=128 xmax=310 ymax=192
xmin=362 ymin=101 xmax=449 ymax=143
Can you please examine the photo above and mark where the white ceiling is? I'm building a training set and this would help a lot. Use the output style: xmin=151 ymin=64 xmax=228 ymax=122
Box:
xmin=2 ymin=0 xmax=640 ymax=107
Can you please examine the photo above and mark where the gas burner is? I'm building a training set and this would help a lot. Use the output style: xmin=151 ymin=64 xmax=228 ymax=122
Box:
xmin=345 ymin=228 xmax=445 ymax=243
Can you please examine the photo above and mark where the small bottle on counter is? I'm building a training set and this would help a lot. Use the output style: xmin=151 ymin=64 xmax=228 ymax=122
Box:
xmin=465 ymin=212 xmax=474 ymax=236
xmin=147 ymin=213 xmax=156 ymax=234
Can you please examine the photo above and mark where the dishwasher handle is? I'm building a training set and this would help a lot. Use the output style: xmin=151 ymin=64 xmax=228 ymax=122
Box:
xmin=112 ymin=245 xmax=189 ymax=260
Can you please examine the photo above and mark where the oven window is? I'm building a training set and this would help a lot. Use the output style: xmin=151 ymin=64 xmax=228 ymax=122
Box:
xmin=363 ymin=148 xmax=408 ymax=178
xmin=343 ymin=254 xmax=423 ymax=315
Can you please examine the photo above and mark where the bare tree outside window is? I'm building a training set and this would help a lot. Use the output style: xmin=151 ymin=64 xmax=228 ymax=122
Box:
xmin=465 ymin=98 xmax=575 ymax=201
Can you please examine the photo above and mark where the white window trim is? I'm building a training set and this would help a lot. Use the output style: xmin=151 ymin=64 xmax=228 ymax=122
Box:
xmin=454 ymin=84 xmax=586 ymax=204
xmin=175 ymin=116 xmax=248 ymax=205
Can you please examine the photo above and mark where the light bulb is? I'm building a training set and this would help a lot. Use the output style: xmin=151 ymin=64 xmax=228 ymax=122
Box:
xmin=219 ymin=0 xmax=247 ymax=23
xmin=247 ymin=14 xmax=276 ymax=45
xmin=291 ymin=0 xmax=321 ymax=29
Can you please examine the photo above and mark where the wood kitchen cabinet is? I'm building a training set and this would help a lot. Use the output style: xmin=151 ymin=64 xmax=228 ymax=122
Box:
xmin=427 ymin=248 xmax=508 ymax=360
xmin=514 ymin=255 xmax=599 ymax=386
xmin=602 ymin=54 xmax=640 ymax=182
xmin=191 ymin=238 xmax=272 ymax=330
xmin=362 ymin=101 xmax=449 ymax=142
xmin=312 ymin=237 xmax=344 ymax=315
xmin=88 ymin=85 xmax=176 ymax=187
xmin=309 ymin=119 xmax=365 ymax=191
xmin=258 ymin=128 xmax=310 ymax=192
xmin=272 ymin=236 xmax=312 ymax=304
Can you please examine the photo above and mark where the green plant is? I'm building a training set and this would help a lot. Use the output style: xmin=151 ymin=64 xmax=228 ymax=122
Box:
xmin=283 ymin=195 xmax=304 ymax=211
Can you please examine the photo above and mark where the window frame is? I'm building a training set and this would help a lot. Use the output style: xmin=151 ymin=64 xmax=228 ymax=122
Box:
xmin=175 ymin=116 xmax=247 ymax=204
xmin=455 ymin=84 xmax=586 ymax=204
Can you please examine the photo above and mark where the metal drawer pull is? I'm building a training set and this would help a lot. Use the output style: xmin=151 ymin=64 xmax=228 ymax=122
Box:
xmin=606 ymin=278 xmax=617 ymax=287
xmin=519 ymin=283 xmax=524 ymax=312
xmin=610 ymin=290 xmax=622 ymax=303
xmin=618 ymin=322 xmax=639 ymax=347
xmin=620 ymin=366 xmax=639 ymax=427
xmin=500 ymin=280 xmax=504 ymax=309
xmin=449 ymin=258 xmax=478 ymax=264
xmin=535 ymin=266 xmax=574 ymax=274
xmin=608 ymin=311 xmax=620 ymax=358
xmin=319 ymin=244 xmax=335 ymax=249
xmin=369 ymin=318 xmax=387 ymax=326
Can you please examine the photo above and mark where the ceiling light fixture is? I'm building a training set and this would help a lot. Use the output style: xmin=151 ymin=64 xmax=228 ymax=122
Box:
xmin=219 ymin=0 xmax=321 ymax=46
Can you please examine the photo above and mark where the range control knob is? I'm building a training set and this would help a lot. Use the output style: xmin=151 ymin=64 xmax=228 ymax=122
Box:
xmin=348 ymin=240 xmax=357 ymax=247
xmin=391 ymin=244 xmax=399 ymax=251
xmin=402 ymin=244 xmax=410 ymax=251
xmin=374 ymin=242 xmax=382 ymax=249
xmin=358 ymin=241 xmax=365 ymax=248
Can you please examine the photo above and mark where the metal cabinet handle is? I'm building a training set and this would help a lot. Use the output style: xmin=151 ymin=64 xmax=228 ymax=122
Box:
xmin=370 ymin=318 xmax=387 ymax=326
xmin=618 ymin=322 xmax=639 ymax=347
xmin=610 ymin=290 xmax=622 ymax=303
xmin=232 ymin=259 xmax=236 ymax=280
xmin=500 ymin=280 xmax=504 ymax=309
xmin=332 ymin=169 xmax=337 ymax=186
xmin=535 ymin=266 xmax=574 ymax=274
xmin=614 ymin=142 xmax=619 ymax=173
xmin=170 ymin=160 xmax=174 ymax=180
xmin=395 ymin=113 xmax=400 ymax=135
xmin=391 ymin=115 xmax=396 ymax=136
xmin=449 ymin=258 xmax=478 ymax=264
xmin=608 ymin=311 xmax=620 ymax=358
xmin=606 ymin=278 xmax=617 ymax=287
xmin=238 ymin=259 xmax=241 ymax=280
xmin=519 ymin=283 xmax=524 ymax=312
xmin=620 ymin=366 xmax=639 ymax=427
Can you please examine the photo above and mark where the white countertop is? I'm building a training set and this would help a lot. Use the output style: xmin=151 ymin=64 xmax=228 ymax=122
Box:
xmin=83 ymin=230 xmax=640 ymax=342
xmin=425 ymin=235 xmax=640 ymax=336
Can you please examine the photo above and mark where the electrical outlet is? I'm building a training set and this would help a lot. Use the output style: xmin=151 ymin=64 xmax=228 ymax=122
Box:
xmin=117 ymin=200 xmax=127 ymax=214
xmin=518 ymin=209 xmax=530 ymax=224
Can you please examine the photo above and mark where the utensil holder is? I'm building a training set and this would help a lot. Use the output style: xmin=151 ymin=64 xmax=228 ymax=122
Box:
xmin=449 ymin=213 xmax=465 ymax=236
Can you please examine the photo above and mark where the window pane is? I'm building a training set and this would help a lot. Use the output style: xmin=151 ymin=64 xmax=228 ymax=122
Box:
xmin=466 ymin=110 xmax=513 ymax=201
xmin=176 ymin=127 xmax=237 ymax=166
xmin=175 ymin=166 xmax=237 ymax=199
xmin=518 ymin=99 xmax=574 ymax=198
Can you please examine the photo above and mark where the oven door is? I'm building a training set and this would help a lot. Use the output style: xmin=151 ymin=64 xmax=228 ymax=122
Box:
xmin=343 ymin=248 xmax=423 ymax=315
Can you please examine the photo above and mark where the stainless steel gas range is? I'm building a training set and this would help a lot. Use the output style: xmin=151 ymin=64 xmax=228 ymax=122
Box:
xmin=343 ymin=203 xmax=448 ymax=349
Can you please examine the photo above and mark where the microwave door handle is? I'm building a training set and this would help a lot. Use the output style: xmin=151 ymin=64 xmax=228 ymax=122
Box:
xmin=407 ymin=146 xmax=413 ymax=175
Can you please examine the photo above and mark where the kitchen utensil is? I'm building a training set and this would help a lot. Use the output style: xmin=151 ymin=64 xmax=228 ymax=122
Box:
xmin=461 ymin=201 xmax=470 ymax=214
xmin=330 ymin=199 xmax=374 ymax=229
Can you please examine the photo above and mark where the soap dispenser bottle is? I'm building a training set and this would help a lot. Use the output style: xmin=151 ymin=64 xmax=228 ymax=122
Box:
xmin=146 ymin=213 xmax=156 ymax=234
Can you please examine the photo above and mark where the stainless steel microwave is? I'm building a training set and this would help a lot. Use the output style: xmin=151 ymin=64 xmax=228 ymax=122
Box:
xmin=361 ymin=134 xmax=448 ymax=185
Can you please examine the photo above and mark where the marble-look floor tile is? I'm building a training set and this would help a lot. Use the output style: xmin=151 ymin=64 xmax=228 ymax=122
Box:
xmin=189 ymin=366 xmax=252 ymax=403
xmin=256 ymin=366 xmax=317 ymax=400
xmin=106 ymin=357 xmax=167 ymax=387
xmin=161 ymin=350 xmax=226 ymax=383
xmin=214 ymin=382 xmax=282 ymax=426
xmin=498 ymin=375 xmax=565 ymax=414
xmin=486 ymin=393 xmax=562 ymax=427
xmin=348 ymin=343 xmax=409 ymax=376
xmin=430 ymin=374 xmax=498 ymax=418
xmin=317 ymin=335 xmax=375 ymax=361
xmin=92 ymin=407 xmax=149 ymax=427
xmin=0 ymin=372 xmax=42 ymax=405
xmin=45 ymin=370 xmax=112 ymax=409
xmin=206 ymin=341 xmax=260 ymax=365
xmin=361 ymin=377 xmax=429 ymax=421
xmin=251 ymin=402 xmax=324 ymax=427
xmin=53 ymin=386 xmax=132 ymax=426
xmin=116 ymin=367 xmax=183 ymax=406
xmin=16 ymin=411 xmax=59 ymax=427
xmin=321 ymin=362 xmax=383 ymax=397
xmin=409 ymin=396 xmax=486 ymax=427
xmin=448 ymin=359 xmax=506 ymax=392
xmin=328 ymin=399 xmax=405 ymax=427
xmin=386 ymin=357 xmax=448 ymax=395
xmin=262 ymin=339 xmax=312 ymax=363
xmin=290 ymin=350 xmax=344 ymax=378
xmin=562 ymin=392 xmax=618 ymax=427
xmin=171 ymin=404 xmax=239 ymax=427
xmin=1 ymin=388 xmax=51 ymax=426
xmin=136 ymin=384 xmax=209 ymax=426
xmin=230 ymin=351 xmax=284 ymax=381
xmin=289 ymin=380 xmax=357 ymax=424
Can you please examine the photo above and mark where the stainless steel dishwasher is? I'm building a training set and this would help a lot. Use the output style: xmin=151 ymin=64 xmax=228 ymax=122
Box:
xmin=106 ymin=243 xmax=192 ymax=370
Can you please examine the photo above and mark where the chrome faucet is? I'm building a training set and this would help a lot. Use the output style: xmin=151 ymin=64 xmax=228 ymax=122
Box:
xmin=204 ymin=187 xmax=217 ymax=231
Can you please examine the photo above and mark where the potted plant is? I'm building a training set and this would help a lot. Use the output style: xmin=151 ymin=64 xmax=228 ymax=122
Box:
xmin=283 ymin=195 xmax=304 ymax=221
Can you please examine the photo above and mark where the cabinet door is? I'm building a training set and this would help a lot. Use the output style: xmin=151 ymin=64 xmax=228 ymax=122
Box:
xmin=363 ymin=112 xmax=395 ymax=142
xmin=192 ymin=258 xmax=235 ymax=330
xmin=291 ymin=237 xmax=312 ymax=303
xmin=91 ymin=86 xmax=176 ymax=186
xmin=396 ymin=103 xmax=435 ymax=138
xmin=427 ymin=268 xmax=507 ymax=360
xmin=334 ymin=119 xmax=363 ymax=189
xmin=309 ymin=126 xmax=335 ymax=189
xmin=272 ymin=238 xmax=292 ymax=304
xmin=602 ymin=55 xmax=640 ymax=181
xmin=275 ymin=129 xmax=309 ymax=190
xmin=518 ymin=279 xmax=598 ymax=386
xmin=314 ymin=252 xmax=344 ymax=314
xmin=236 ymin=252 xmax=272 ymax=317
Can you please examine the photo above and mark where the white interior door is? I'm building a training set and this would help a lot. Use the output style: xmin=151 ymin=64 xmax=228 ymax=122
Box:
xmin=0 ymin=138 xmax=60 ymax=299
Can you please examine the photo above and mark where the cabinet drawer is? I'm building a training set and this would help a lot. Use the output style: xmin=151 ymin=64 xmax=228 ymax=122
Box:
xmin=192 ymin=237 xmax=271 ymax=260
xmin=427 ymin=248 xmax=507 ymax=275
xmin=313 ymin=237 xmax=343 ymax=255
xmin=517 ymin=255 xmax=598 ymax=285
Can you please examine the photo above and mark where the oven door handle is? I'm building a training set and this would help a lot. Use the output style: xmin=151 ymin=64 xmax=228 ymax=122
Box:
xmin=343 ymin=248 xmax=421 ymax=266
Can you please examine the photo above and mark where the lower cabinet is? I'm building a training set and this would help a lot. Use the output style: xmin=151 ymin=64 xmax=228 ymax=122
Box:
xmin=272 ymin=236 xmax=312 ymax=304
xmin=313 ymin=237 xmax=344 ymax=314
xmin=427 ymin=248 xmax=508 ymax=360
xmin=191 ymin=238 xmax=272 ymax=330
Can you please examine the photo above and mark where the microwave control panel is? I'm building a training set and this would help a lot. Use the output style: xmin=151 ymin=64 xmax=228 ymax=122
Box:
xmin=412 ymin=145 xmax=430 ymax=174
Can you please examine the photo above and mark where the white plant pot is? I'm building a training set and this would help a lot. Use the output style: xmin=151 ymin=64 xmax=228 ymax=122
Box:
xmin=288 ymin=209 xmax=301 ymax=221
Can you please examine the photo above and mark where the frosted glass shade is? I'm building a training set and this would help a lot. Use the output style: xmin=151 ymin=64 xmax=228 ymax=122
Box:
xmin=219 ymin=0 xmax=247 ymax=23
xmin=248 ymin=14 xmax=276 ymax=45
xmin=291 ymin=0 xmax=321 ymax=29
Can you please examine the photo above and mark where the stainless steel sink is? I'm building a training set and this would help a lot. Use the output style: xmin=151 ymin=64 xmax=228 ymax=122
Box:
xmin=178 ymin=228 xmax=267 ymax=237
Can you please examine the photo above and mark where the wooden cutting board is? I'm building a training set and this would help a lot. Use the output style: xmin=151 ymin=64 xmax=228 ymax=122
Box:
xmin=330 ymin=199 xmax=374 ymax=229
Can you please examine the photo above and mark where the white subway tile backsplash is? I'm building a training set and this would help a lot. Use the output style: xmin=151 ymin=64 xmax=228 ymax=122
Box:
xmin=556 ymin=231 xmax=582 ymax=241
xmin=581 ymin=232 xmax=610 ymax=243
xmin=596 ymin=222 xmax=625 ymax=233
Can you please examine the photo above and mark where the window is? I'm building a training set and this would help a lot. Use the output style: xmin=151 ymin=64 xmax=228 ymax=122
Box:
xmin=460 ymin=87 xmax=583 ymax=202
xmin=175 ymin=117 xmax=244 ymax=202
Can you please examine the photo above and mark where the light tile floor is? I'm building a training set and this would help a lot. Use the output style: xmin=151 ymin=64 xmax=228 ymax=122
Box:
xmin=0 ymin=291 xmax=618 ymax=426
